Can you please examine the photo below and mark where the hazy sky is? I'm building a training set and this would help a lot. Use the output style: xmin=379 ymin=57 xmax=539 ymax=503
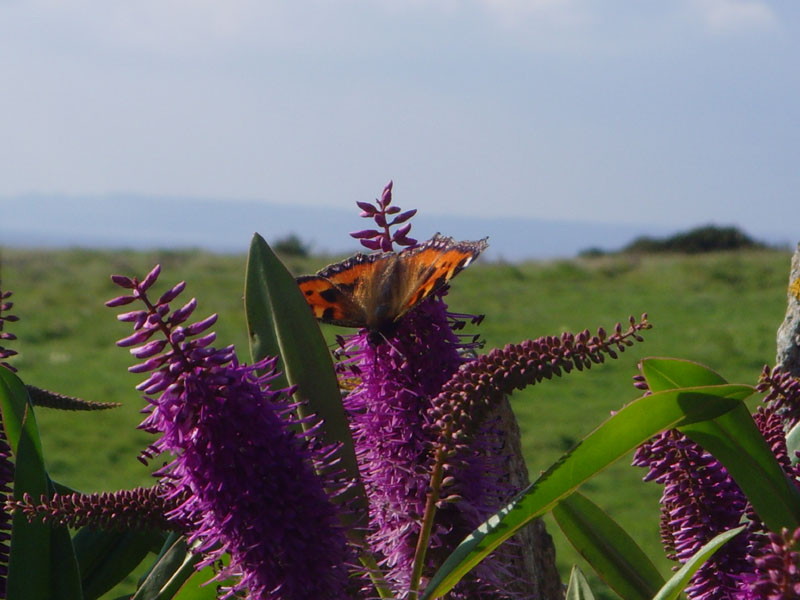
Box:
xmin=1 ymin=0 xmax=798 ymax=239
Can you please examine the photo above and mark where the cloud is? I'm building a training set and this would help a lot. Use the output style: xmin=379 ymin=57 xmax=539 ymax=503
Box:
xmin=687 ymin=0 xmax=777 ymax=34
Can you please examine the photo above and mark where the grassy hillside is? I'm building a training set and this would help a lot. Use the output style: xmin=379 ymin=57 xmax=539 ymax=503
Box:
xmin=1 ymin=246 xmax=794 ymax=596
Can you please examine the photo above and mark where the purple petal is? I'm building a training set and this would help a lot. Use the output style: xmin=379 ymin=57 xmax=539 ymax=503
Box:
xmin=158 ymin=281 xmax=187 ymax=305
xmin=170 ymin=299 xmax=198 ymax=326
xmin=380 ymin=180 xmax=393 ymax=206
xmin=193 ymin=332 xmax=217 ymax=348
xmin=130 ymin=339 xmax=168 ymax=359
xmin=140 ymin=265 xmax=162 ymax=291
xmin=117 ymin=329 xmax=157 ymax=348
xmin=356 ymin=200 xmax=377 ymax=215
xmin=184 ymin=314 xmax=219 ymax=336
xmin=349 ymin=229 xmax=381 ymax=239
xmin=360 ymin=239 xmax=383 ymax=250
xmin=389 ymin=209 xmax=417 ymax=225
xmin=117 ymin=310 xmax=149 ymax=323
xmin=110 ymin=275 xmax=136 ymax=289
xmin=129 ymin=355 xmax=170 ymax=373
xmin=105 ymin=295 xmax=137 ymax=307
xmin=393 ymin=223 xmax=413 ymax=238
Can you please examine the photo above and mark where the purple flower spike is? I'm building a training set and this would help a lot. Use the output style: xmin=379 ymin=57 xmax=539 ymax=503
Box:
xmin=338 ymin=290 xmax=520 ymax=598
xmin=632 ymin=367 xmax=800 ymax=600
xmin=750 ymin=527 xmax=800 ymax=599
xmin=429 ymin=315 xmax=651 ymax=449
xmin=0 ymin=425 xmax=12 ymax=597
xmin=109 ymin=266 xmax=354 ymax=599
xmin=352 ymin=181 xmax=418 ymax=252
xmin=758 ymin=366 xmax=800 ymax=427
xmin=0 ymin=288 xmax=18 ymax=373
xmin=0 ymin=286 xmax=17 ymax=594
xmin=633 ymin=429 xmax=753 ymax=599
xmin=9 ymin=486 xmax=188 ymax=532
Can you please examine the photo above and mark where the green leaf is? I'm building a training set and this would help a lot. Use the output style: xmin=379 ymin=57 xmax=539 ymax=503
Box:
xmin=50 ymin=525 xmax=84 ymax=600
xmin=679 ymin=402 xmax=800 ymax=531
xmin=0 ymin=366 xmax=37 ymax=451
xmin=640 ymin=357 xmax=728 ymax=390
xmin=244 ymin=233 xmax=361 ymax=492
xmin=0 ymin=367 xmax=84 ymax=600
xmin=171 ymin=567 xmax=226 ymax=600
xmin=651 ymin=526 xmax=745 ymax=600
xmin=131 ymin=534 xmax=200 ymax=600
xmin=421 ymin=384 xmax=751 ymax=599
xmin=553 ymin=491 xmax=664 ymax=600
xmin=565 ymin=566 xmax=596 ymax=600
xmin=640 ymin=357 xmax=800 ymax=529
xmin=74 ymin=528 xmax=166 ymax=600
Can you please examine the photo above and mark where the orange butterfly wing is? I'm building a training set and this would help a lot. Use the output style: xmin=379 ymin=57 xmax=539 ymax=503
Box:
xmin=296 ymin=234 xmax=488 ymax=331
xmin=393 ymin=234 xmax=488 ymax=319
xmin=296 ymin=252 xmax=388 ymax=327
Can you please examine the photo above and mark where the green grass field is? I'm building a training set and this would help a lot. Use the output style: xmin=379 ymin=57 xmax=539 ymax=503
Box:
xmin=1 ymin=245 xmax=794 ymax=597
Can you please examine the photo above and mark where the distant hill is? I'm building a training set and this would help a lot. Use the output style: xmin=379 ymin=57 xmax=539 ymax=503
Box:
xmin=1 ymin=194 xmax=793 ymax=261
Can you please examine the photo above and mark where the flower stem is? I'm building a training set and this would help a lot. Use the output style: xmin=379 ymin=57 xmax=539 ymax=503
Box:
xmin=408 ymin=441 xmax=450 ymax=599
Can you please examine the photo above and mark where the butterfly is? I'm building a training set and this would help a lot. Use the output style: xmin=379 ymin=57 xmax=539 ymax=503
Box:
xmin=296 ymin=233 xmax=488 ymax=342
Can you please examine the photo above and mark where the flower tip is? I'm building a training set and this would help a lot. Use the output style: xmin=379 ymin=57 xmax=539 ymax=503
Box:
xmin=158 ymin=281 xmax=187 ymax=305
xmin=110 ymin=274 xmax=136 ymax=289
xmin=380 ymin=181 xmax=393 ymax=205
xmin=356 ymin=200 xmax=377 ymax=215
xmin=140 ymin=265 xmax=162 ymax=291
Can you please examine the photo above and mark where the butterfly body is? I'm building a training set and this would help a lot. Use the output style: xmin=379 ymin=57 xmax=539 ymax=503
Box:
xmin=297 ymin=234 xmax=488 ymax=340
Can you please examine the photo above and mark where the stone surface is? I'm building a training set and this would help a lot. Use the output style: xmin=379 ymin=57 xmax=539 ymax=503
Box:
xmin=492 ymin=397 xmax=564 ymax=599
xmin=776 ymin=243 xmax=800 ymax=376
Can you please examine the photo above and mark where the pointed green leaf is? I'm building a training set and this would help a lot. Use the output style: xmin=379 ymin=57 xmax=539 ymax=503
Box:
xmin=74 ymin=528 xmax=165 ymax=600
xmin=0 ymin=366 xmax=37 ymax=451
xmin=0 ymin=367 xmax=83 ymax=600
xmin=679 ymin=402 xmax=800 ymax=531
xmin=565 ymin=566 xmax=596 ymax=600
xmin=640 ymin=357 xmax=727 ymax=390
xmin=244 ymin=234 xmax=361 ymax=489
xmin=641 ymin=359 xmax=800 ymax=535
xmin=131 ymin=534 xmax=200 ymax=600
xmin=50 ymin=525 xmax=84 ymax=600
xmin=553 ymin=491 xmax=664 ymax=600
xmin=652 ymin=526 xmax=745 ymax=600
xmin=171 ymin=567 xmax=226 ymax=600
xmin=421 ymin=384 xmax=751 ymax=599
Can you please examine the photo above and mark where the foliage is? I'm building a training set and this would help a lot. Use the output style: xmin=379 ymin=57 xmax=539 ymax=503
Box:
xmin=0 ymin=187 xmax=797 ymax=599
xmin=0 ymin=245 xmax=792 ymax=594
xmin=271 ymin=234 xmax=311 ymax=258
xmin=580 ymin=224 xmax=770 ymax=257
xmin=622 ymin=225 xmax=767 ymax=254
